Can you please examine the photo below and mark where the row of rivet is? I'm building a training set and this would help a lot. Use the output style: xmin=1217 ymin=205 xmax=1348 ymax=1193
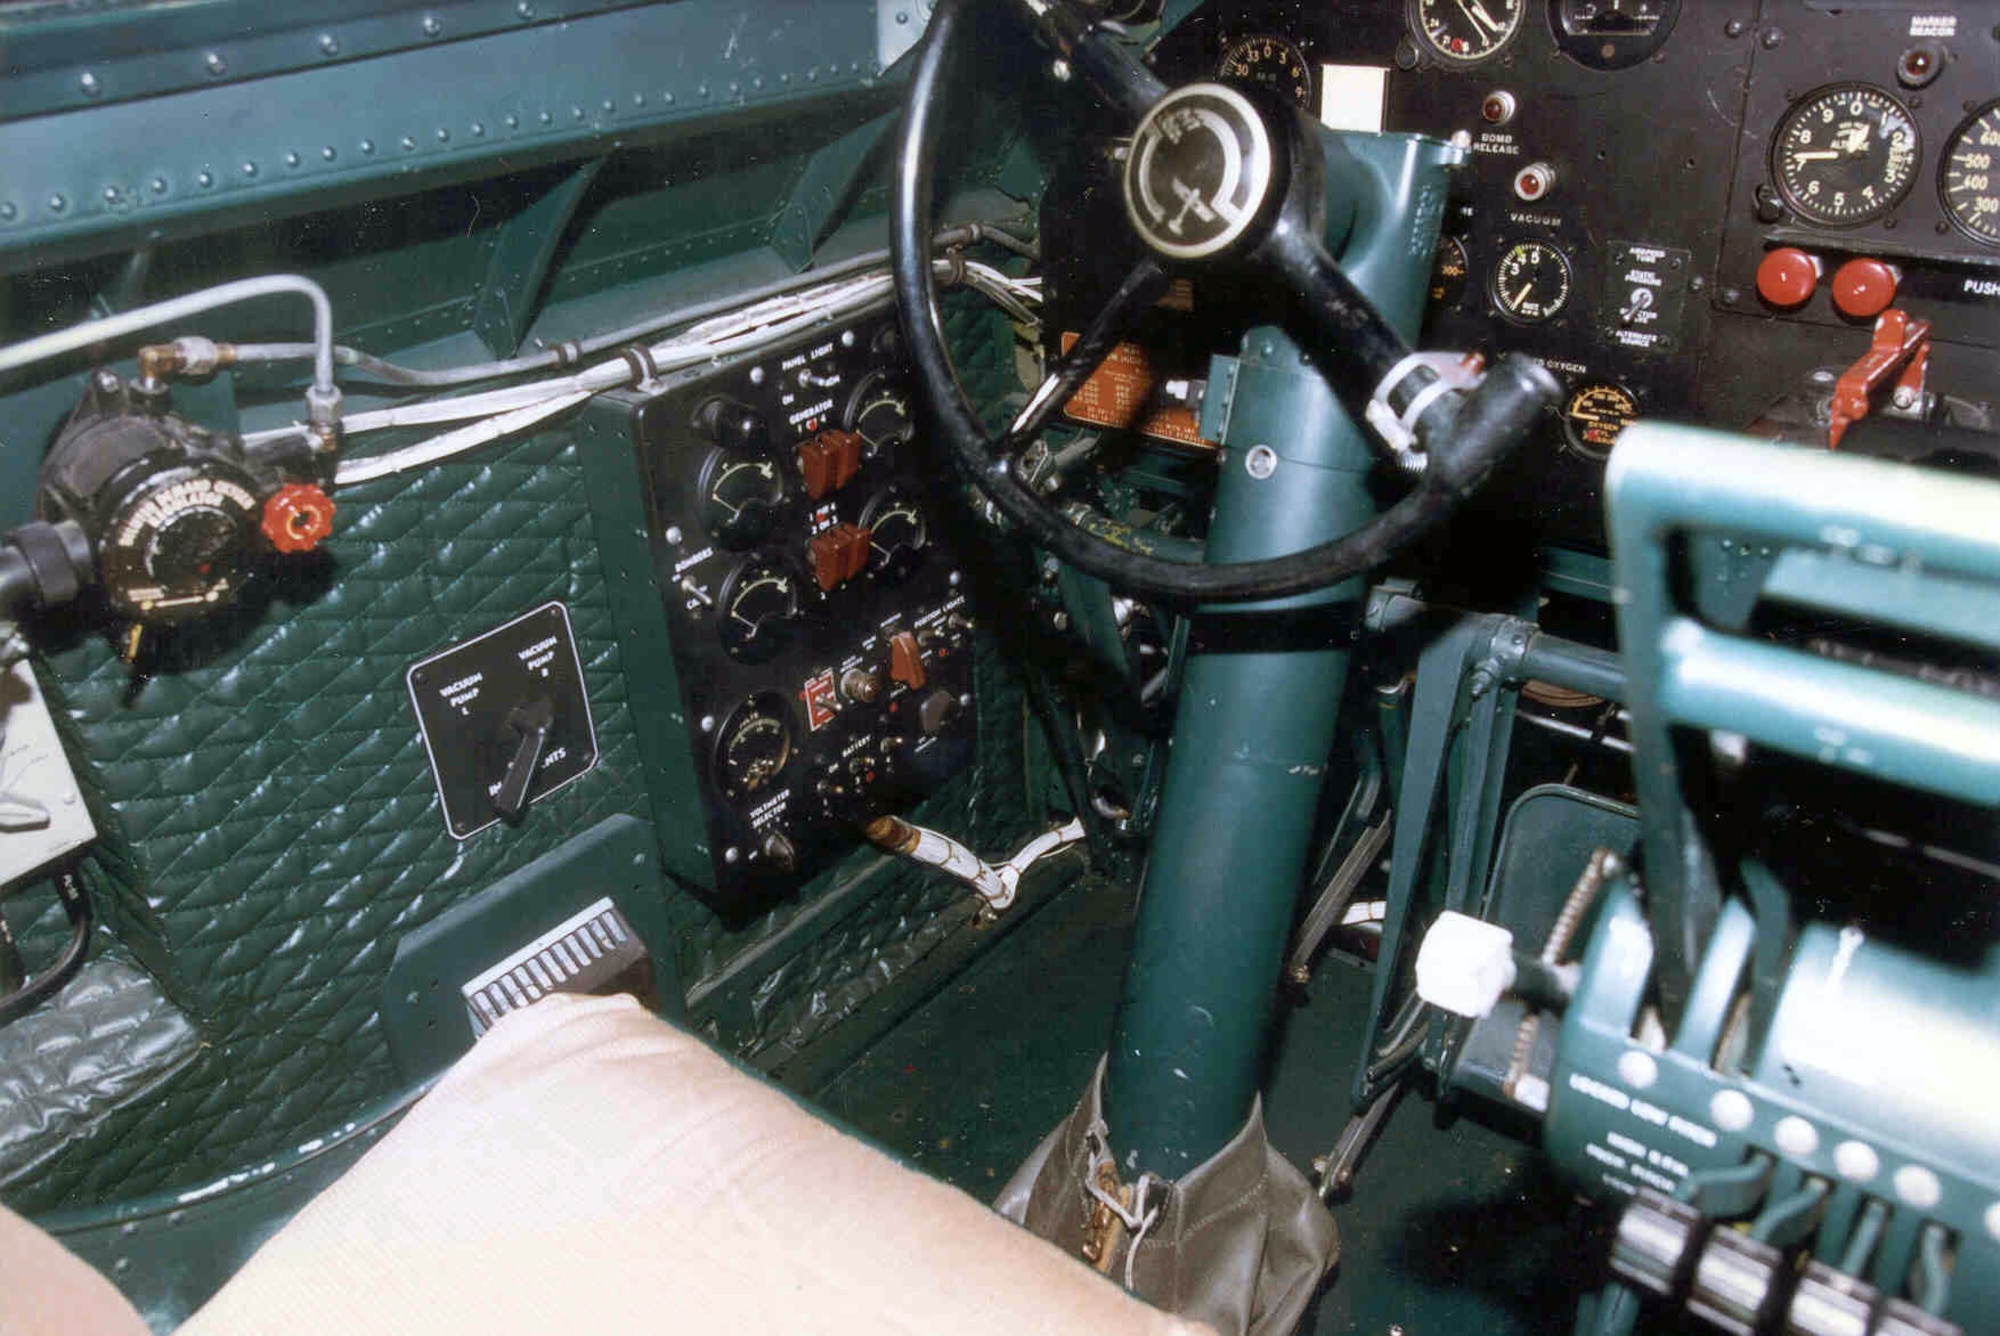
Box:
xmin=4 ymin=61 xmax=873 ymax=226
xmin=72 ymin=6 xmax=545 ymax=100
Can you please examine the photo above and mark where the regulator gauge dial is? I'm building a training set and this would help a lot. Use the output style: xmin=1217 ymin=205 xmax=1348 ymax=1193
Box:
xmin=98 ymin=461 xmax=263 ymax=624
xmin=1940 ymin=100 xmax=2000 ymax=246
xmin=1772 ymin=84 xmax=1920 ymax=227
xmin=712 ymin=692 xmax=795 ymax=801
xmin=1409 ymin=0 xmax=1524 ymax=66
xmin=1217 ymin=34 xmax=1315 ymax=112
xmin=1491 ymin=240 xmax=1573 ymax=323
xmin=715 ymin=558 xmax=799 ymax=662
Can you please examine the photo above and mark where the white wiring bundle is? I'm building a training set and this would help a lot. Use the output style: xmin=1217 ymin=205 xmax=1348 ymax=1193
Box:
xmin=227 ymin=258 xmax=1043 ymax=488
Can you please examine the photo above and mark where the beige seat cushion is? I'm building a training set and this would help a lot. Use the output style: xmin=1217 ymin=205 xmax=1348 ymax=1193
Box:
xmin=180 ymin=992 xmax=1209 ymax=1335
xmin=0 ymin=1196 xmax=149 ymax=1336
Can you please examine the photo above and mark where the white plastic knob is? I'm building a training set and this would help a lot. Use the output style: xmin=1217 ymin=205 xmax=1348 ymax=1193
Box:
xmin=1415 ymin=911 xmax=1518 ymax=1019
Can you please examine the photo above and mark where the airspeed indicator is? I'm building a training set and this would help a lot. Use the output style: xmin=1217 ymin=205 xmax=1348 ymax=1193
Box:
xmin=1942 ymin=100 xmax=2000 ymax=246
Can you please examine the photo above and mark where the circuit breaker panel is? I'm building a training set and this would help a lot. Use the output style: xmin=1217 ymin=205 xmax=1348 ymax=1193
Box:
xmin=597 ymin=311 xmax=977 ymax=908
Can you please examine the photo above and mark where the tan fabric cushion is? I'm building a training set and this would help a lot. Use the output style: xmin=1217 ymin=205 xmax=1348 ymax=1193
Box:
xmin=183 ymin=992 xmax=1210 ymax=1336
xmin=0 ymin=1196 xmax=148 ymax=1336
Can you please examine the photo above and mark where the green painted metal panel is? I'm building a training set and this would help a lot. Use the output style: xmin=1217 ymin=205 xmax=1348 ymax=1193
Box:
xmin=470 ymin=160 xmax=604 ymax=357
xmin=0 ymin=0 xmax=661 ymax=122
xmin=1658 ymin=616 xmax=2000 ymax=806
xmin=1606 ymin=422 xmax=2000 ymax=1020
xmin=0 ymin=0 xmax=887 ymax=272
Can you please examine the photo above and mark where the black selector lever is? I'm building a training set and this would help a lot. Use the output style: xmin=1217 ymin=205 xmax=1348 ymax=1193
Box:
xmin=494 ymin=698 xmax=554 ymax=825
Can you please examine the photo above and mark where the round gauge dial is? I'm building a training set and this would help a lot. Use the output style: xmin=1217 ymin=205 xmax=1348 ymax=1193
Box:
xmin=858 ymin=487 xmax=929 ymax=584
xmin=1410 ymin=0 xmax=1524 ymax=65
xmin=1491 ymin=240 xmax=1573 ymax=322
xmin=1217 ymin=34 xmax=1315 ymax=112
xmin=1550 ymin=0 xmax=1681 ymax=70
xmin=1562 ymin=382 xmax=1639 ymax=459
xmin=697 ymin=450 xmax=784 ymax=549
xmin=713 ymin=692 xmax=795 ymax=802
xmin=1940 ymin=100 xmax=2000 ymax=246
xmin=1771 ymin=84 xmax=1920 ymax=227
xmin=1429 ymin=235 xmax=1471 ymax=308
xmin=715 ymin=558 xmax=799 ymax=662
xmin=98 ymin=462 xmax=263 ymax=623
xmin=843 ymin=372 xmax=916 ymax=457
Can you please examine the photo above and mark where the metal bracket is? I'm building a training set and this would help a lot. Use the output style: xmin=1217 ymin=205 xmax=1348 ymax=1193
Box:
xmin=471 ymin=159 xmax=603 ymax=358
xmin=769 ymin=110 xmax=897 ymax=271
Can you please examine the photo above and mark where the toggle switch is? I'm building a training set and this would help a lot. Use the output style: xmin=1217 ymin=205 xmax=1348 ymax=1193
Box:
xmin=494 ymin=697 xmax=553 ymax=825
xmin=889 ymin=630 xmax=926 ymax=690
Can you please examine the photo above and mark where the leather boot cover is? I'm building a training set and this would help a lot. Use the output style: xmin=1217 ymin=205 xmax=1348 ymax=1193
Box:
xmin=995 ymin=1059 xmax=1338 ymax=1336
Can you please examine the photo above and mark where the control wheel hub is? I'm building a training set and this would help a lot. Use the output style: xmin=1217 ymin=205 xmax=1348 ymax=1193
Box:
xmin=1123 ymin=82 xmax=1276 ymax=261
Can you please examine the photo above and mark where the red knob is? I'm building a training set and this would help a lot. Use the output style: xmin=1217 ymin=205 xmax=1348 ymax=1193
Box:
xmin=261 ymin=483 xmax=335 ymax=554
xmin=1831 ymin=257 xmax=1900 ymax=319
xmin=1755 ymin=247 xmax=1820 ymax=308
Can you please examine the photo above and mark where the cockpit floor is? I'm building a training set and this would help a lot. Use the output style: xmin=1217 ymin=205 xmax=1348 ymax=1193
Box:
xmin=816 ymin=872 xmax=1596 ymax=1335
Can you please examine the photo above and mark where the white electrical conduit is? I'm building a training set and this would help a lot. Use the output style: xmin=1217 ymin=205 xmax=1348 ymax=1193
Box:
xmin=333 ymin=390 xmax=599 ymax=487
xmin=317 ymin=259 xmax=1041 ymax=487
xmin=0 ymin=275 xmax=338 ymax=421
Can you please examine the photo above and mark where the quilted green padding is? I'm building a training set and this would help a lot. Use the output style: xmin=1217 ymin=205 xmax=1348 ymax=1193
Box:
xmin=9 ymin=431 xmax=669 ymax=1212
xmin=4 ymin=290 xmax=1039 ymax=1214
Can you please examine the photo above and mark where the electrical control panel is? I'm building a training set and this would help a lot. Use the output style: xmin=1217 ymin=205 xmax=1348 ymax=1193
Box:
xmin=599 ymin=310 xmax=977 ymax=909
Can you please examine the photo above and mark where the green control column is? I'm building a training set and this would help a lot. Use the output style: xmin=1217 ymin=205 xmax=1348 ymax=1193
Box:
xmin=1105 ymin=131 xmax=1465 ymax=1176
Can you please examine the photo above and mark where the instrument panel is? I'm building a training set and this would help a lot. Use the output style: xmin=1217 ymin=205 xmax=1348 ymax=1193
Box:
xmin=1133 ymin=1 xmax=2000 ymax=548
xmin=593 ymin=311 xmax=978 ymax=914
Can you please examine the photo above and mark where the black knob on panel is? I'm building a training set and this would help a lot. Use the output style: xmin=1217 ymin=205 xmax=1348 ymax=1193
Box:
xmin=760 ymin=829 xmax=798 ymax=872
xmin=918 ymin=688 xmax=960 ymax=736
xmin=696 ymin=397 xmax=771 ymax=454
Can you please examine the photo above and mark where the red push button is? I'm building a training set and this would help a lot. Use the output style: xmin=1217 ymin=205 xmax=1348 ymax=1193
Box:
xmin=1831 ymin=257 xmax=1900 ymax=320
xmin=1756 ymin=247 xmax=1820 ymax=309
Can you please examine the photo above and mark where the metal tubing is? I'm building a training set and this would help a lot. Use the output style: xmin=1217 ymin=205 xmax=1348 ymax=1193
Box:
xmin=1659 ymin=616 xmax=2000 ymax=806
xmin=1519 ymin=634 xmax=1624 ymax=703
xmin=0 ymin=274 xmax=337 ymax=414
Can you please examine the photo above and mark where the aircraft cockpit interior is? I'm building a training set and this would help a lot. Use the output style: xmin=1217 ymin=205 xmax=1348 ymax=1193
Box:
xmin=1 ymin=2 xmax=1997 ymax=1333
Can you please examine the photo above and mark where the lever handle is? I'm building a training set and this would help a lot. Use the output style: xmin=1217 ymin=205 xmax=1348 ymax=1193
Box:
xmin=494 ymin=698 xmax=554 ymax=824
